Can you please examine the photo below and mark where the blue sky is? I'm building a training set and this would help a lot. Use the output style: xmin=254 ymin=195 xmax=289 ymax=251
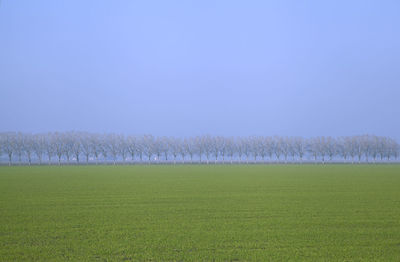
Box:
xmin=1 ymin=1 xmax=399 ymax=139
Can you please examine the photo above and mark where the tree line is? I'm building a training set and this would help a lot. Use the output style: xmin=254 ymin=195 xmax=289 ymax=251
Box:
xmin=0 ymin=132 xmax=399 ymax=165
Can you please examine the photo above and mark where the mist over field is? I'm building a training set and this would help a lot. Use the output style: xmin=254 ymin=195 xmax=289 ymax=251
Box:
xmin=1 ymin=1 xmax=400 ymax=261
xmin=0 ymin=132 xmax=398 ymax=165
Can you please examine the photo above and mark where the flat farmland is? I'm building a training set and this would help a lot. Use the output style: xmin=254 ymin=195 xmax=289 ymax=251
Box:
xmin=0 ymin=165 xmax=399 ymax=261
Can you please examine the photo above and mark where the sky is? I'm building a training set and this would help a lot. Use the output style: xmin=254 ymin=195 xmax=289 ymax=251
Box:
xmin=1 ymin=1 xmax=399 ymax=140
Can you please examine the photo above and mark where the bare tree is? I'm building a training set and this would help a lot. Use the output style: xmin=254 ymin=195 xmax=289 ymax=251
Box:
xmin=226 ymin=137 xmax=236 ymax=164
xmin=119 ymin=135 xmax=128 ymax=163
xmin=33 ymin=134 xmax=46 ymax=165
xmin=90 ymin=133 xmax=101 ymax=164
xmin=63 ymin=134 xmax=74 ymax=163
xmin=142 ymin=135 xmax=155 ymax=164
xmin=293 ymin=137 xmax=305 ymax=163
xmin=1 ymin=132 xmax=16 ymax=165
xmin=126 ymin=135 xmax=137 ymax=163
xmin=160 ymin=136 xmax=170 ymax=162
xmin=326 ymin=136 xmax=337 ymax=162
xmin=169 ymin=137 xmax=180 ymax=164
xmin=391 ymin=139 xmax=400 ymax=160
xmin=265 ymin=136 xmax=274 ymax=162
xmin=280 ymin=137 xmax=290 ymax=163
xmin=71 ymin=132 xmax=81 ymax=164
xmin=273 ymin=136 xmax=282 ymax=163
xmin=337 ymin=137 xmax=349 ymax=163
xmin=307 ymin=137 xmax=319 ymax=163
xmin=153 ymin=137 xmax=163 ymax=163
xmin=211 ymin=136 xmax=226 ymax=164
xmin=184 ymin=137 xmax=196 ymax=163
xmin=99 ymin=134 xmax=109 ymax=164
xmin=179 ymin=138 xmax=187 ymax=163
xmin=105 ymin=133 xmax=120 ymax=165
xmin=14 ymin=132 xmax=25 ymax=163
xmin=242 ymin=137 xmax=251 ymax=164
xmin=219 ymin=137 xmax=228 ymax=164
xmin=355 ymin=136 xmax=364 ymax=163
xmin=369 ymin=135 xmax=379 ymax=163
xmin=0 ymin=136 xmax=2 ymax=162
xmin=202 ymin=135 xmax=213 ymax=164
xmin=53 ymin=132 xmax=65 ymax=165
xmin=80 ymin=132 xmax=92 ymax=164
xmin=361 ymin=135 xmax=372 ymax=163
xmin=236 ymin=137 xmax=245 ymax=163
xmin=259 ymin=137 xmax=268 ymax=163
xmin=315 ymin=137 xmax=327 ymax=164
xmin=387 ymin=137 xmax=398 ymax=161
xmin=136 ymin=137 xmax=144 ymax=163
xmin=194 ymin=136 xmax=206 ymax=163
xmin=348 ymin=136 xmax=358 ymax=164
xmin=23 ymin=133 xmax=35 ymax=165
xmin=250 ymin=136 xmax=259 ymax=163
xmin=45 ymin=132 xmax=56 ymax=165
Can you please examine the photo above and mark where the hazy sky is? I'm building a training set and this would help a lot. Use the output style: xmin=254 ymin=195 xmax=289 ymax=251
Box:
xmin=1 ymin=1 xmax=399 ymax=139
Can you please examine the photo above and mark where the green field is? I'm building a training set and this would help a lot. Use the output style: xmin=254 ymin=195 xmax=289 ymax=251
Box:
xmin=0 ymin=165 xmax=400 ymax=261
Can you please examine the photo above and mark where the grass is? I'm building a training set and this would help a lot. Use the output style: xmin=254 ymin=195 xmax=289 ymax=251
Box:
xmin=0 ymin=165 xmax=400 ymax=261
